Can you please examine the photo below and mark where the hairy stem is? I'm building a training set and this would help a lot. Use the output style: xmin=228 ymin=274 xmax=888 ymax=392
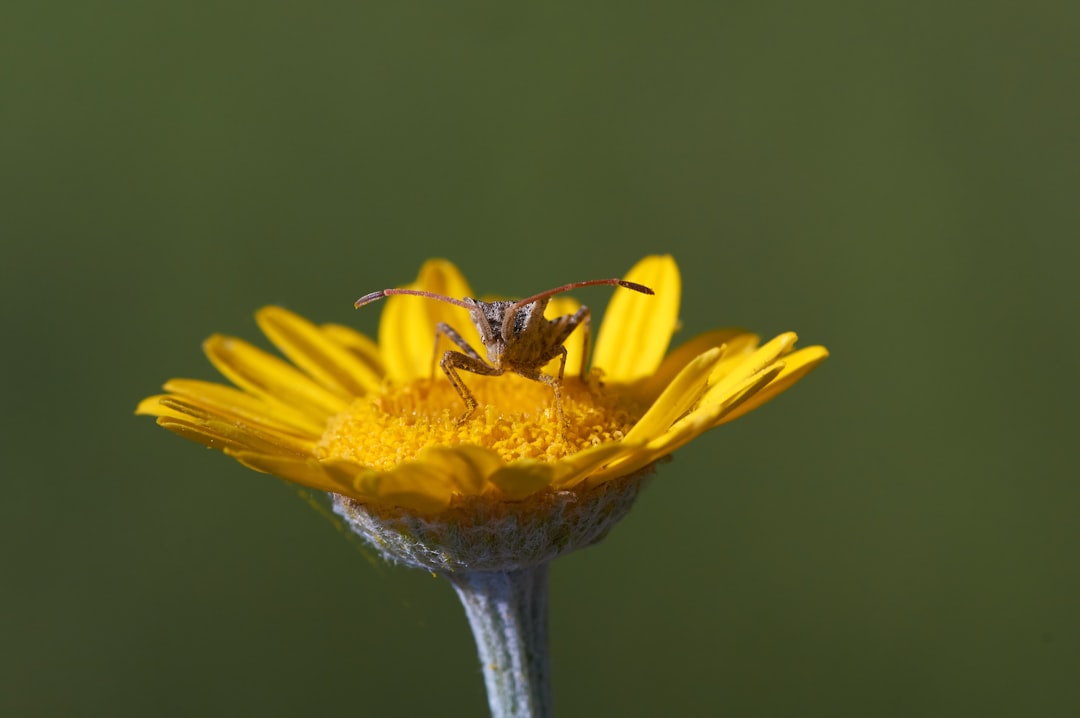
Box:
xmin=447 ymin=565 xmax=551 ymax=718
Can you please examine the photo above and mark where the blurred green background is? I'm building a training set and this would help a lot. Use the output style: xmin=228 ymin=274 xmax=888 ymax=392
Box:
xmin=3 ymin=1 xmax=1077 ymax=716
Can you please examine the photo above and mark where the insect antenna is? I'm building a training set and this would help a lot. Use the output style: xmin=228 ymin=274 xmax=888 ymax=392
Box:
xmin=355 ymin=288 xmax=474 ymax=310
xmin=506 ymin=278 xmax=654 ymax=318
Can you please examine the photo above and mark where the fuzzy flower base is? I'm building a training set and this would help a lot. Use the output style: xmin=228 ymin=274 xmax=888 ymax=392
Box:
xmin=332 ymin=468 xmax=651 ymax=573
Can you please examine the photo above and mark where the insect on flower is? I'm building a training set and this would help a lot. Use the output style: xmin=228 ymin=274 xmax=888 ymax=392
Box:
xmin=355 ymin=276 xmax=655 ymax=432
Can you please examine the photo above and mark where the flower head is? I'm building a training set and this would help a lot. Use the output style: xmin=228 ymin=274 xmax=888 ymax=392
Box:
xmin=138 ymin=256 xmax=827 ymax=571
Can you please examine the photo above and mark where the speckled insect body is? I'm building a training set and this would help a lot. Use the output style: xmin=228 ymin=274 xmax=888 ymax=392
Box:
xmin=466 ymin=297 xmax=582 ymax=369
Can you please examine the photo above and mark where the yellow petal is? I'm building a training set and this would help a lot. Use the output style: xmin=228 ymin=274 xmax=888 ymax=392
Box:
xmin=136 ymin=394 xmax=193 ymax=422
xmin=355 ymin=464 xmax=456 ymax=514
xmin=621 ymin=347 xmax=722 ymax=445
xmin=584 ymin=361 xmax=780 ymax=486
xmin=256 ymin=307 xmax=383 ymax=397
xmin=587 ymin=418 xmax=704 ymax=486
xmin=320 ymin=323 xmax=386 ymax=379
xmin=700 ymin=332 xmax=798 ymax=409
xmin=415 ymin=444 xmax=506 ymax=495
xmin=585 ymin=450 xmax=661 ymax=487
xmin=590 ymin=391 xmax=745 ymax=485
xmin=585 ymin=363 xmax=777 ymax=486
xmin=203 ymin=335 xmax=349 ymax=419
xmin=228 ymin=451 xmax=358 ymax=495
xmin=162 ymin=378 xmax=325 ymax=437
xmin=154 ymin=415 xmax=312 ymax=458
xmin=592 ymin=255 xmax=681 ymax=382
xmin=156 ymin=402 xmax=318 ymax=456
xmin=629 ymin=329 xmax=758 ymax=403
xmin=378 ymin=259 xmax=478 ymax=382
xmin=550 ymin=442 xmax=635 ymax=489
xmin=671 ymin=361 xmax=785 ymax=436
xmin=488 ymin=461 xmax=556 ymax=500
xmin=153 ymin=417 xmax=251 ymax=453
xmin=716 ymin=345 xmax=829 ymax=424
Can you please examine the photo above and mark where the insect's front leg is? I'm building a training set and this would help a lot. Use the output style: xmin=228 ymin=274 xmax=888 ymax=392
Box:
xmin=524 ymin=345 xmax=569 ymax=438
xmin=441 ymin=350 xmax=502 ymax=424
xmin=432 ymin=322 xmax=486 ymax=380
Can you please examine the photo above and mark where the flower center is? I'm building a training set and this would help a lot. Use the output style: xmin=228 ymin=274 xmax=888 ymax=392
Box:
xmin=317 ymin=375 xmax=643 ymax=469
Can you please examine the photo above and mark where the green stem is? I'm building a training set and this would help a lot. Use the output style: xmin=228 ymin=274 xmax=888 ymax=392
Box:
xmin=448 ymin=565 xmax=551 ymax=718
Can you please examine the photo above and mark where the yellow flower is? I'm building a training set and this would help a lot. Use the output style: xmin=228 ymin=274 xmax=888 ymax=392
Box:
xmin=137 ymin=256 xmax=826 ymax=569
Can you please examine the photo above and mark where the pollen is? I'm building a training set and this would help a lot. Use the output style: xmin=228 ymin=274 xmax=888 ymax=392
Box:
xmin=316 ymin=374 xmax=643 ymax=470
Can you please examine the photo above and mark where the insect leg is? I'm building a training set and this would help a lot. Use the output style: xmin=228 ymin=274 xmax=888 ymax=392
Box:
xmin=441 ymin=350 xmax=502 ymax=424
xmin=432 ymin=322 xmax=485 ymax=380
xmin=521 ymin=345 xmax=569 ymax=437
xmin=550 ymin=305 xmax=592 ymax=379
xmin=574 ymin=306 xmax=591 ymax=379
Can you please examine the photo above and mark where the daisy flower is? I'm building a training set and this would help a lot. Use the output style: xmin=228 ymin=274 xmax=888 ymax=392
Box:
xmin=137 ymin=255 xmax=827 ymax=717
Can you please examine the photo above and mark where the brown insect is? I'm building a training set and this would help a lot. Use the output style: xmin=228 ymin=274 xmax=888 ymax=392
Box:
xmin=355 ymin=276 xmax=655 ymax=430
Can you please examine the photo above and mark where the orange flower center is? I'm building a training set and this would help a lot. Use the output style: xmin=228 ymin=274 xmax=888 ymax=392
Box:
xmin=316 ymin=374 xmax=643 ymax=470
